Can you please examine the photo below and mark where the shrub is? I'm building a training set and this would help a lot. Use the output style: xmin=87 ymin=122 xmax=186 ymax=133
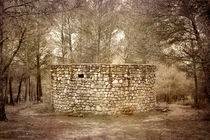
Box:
xmin=155 ymin=64 xmax=193 ymax=103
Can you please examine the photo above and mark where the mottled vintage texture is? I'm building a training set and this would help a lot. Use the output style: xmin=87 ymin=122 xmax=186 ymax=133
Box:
xmin=51 ymin=64 xmax=156 ymax=115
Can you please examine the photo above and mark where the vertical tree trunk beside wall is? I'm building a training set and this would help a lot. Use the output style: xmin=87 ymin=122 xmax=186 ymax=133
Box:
xmin=107 ymin=30 xmax=112 ymax=63
xmin=16 ymin=77 xmax=23 ymax=103
xmin=95 ymin=0 xmax=102 ymax=63
xmin=31 ymin=86 xmax=35 ymax=101
xmin=9 ymin=77 xmax=14 ymax=105
xmin=0 ymin=0 xmax=7 ymax=121
xmin=67 ymin=17 xmax=73 ymax=62
xmin=0 ymin=82 xmax=7 ymax=121
xmin=24 ymin=78 xmax=28 ymax=101
xmin=191 ymin=18 xmax=209 ymax=104
xmin=61 ymin=23 xmax=65 ymax=64
xmin=202 ymin=64 xmax=210 ymax=102
xmin=4 ymin=76 xmax=8 ymax=104
xmin=193 ymin=60 xmax=199 ymax=107
xmin=29 ymin=76 xmax=32 ymax=101
xmin=96 ymin=25 xmax=101 ymax=63
xmin=36 ymin=54 xmax=42 ymax=102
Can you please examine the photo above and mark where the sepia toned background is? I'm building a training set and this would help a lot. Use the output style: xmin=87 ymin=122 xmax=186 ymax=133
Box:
xmin=0 ymin=0 xmax=209 ymax=139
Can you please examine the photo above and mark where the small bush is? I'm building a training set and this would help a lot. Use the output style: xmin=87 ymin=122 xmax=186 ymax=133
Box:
xmin=155 ymin=64 xmax=193 ymax=104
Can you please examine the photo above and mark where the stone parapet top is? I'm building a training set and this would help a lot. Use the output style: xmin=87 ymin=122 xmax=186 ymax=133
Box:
xmin=51 ymin=63 xmax=156 ymax=66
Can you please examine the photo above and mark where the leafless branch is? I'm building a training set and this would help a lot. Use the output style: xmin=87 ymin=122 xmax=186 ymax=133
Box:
xmin=2 ymin=28 xmax=27 ymax=74
xmin=0 ymin=37 xmax=8 ymax=45
xmin=3 ymin=0 xmax=38 ymax=12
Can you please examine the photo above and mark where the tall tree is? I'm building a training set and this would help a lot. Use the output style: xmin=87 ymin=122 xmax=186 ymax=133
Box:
xmin=62 ymin=0 xmax=119 ymax=63
xmin=0 ymin=0 xmax=29 ymax=121
xmin=148 ymin=0 xmax=210 ymax=106
xmin=0 ymin=0 xmax=84 ymax=121
xmin=119 ymin=0 xmax=161 ymax=64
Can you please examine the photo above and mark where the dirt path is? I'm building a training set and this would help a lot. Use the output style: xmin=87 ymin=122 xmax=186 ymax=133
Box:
xmin=0 ymin=103 xmax=210 ymax=140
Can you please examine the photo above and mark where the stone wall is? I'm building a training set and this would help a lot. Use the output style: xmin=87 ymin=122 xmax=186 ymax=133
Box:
xmin=51 ymin=64 xmax=156 ymax=115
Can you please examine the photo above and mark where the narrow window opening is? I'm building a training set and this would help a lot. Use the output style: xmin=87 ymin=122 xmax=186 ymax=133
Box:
xmin=78 ymin=74 xmax=84 ymax=78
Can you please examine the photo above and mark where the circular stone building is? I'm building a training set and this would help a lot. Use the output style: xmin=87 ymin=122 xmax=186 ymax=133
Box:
xmin=51 ymin=64 xmax=156 ymax=115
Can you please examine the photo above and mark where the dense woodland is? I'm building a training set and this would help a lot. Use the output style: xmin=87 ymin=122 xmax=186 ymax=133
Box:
xmin=0 ymin=0 xmax=209 ymax=121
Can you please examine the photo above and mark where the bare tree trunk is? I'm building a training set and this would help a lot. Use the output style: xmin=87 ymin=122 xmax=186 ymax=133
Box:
xmin=29 ymin=76 xmax=32 ymax=101
xmin=9 ymin=77 xmax=14 ymax=105
xmin=107 ymin=30 xmax=112 ymax=63
xmin=0 ymin=81 xmax=7 ymax=121
xmin=67 ymin=18 xmax=73 ymax=63
xmin=4 ymin=75 xmax=8 ymax=104
xmin=191 ymin=18 xmax=207 ymax=105
xmin=69 ymin=33 xmax=72 ymax=61
xmin=32 ymin=86 xmax=35 ymax=101
xmin=193 ymin=60 xmax=199 ymax=107
xmin=96 ymin=25 xmax=101 ymax=63
xmin=61 ymin=22 xmax=65 ymax=64
xmin=202 ymin=64 xmax=210 ymax=102
xmin=0 ymin=0 xmax=7 ymax=121
xmin=36 ymin=54 xmax=42 ymax=102
xmin=24 ymin=78 xmax=28 ymax=101
xmin=16 ymin=77 xmax=23 ymax=103
xmin=96 ymin=0 xmax=102 ymax=63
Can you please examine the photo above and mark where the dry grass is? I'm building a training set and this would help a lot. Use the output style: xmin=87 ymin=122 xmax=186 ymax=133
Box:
xmin=1 ymin=103 xmax=210 ymax=140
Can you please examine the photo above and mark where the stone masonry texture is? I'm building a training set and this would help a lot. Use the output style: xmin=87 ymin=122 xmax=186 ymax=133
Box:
xmin=51 ymin=64 xmax=156 ymax=115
